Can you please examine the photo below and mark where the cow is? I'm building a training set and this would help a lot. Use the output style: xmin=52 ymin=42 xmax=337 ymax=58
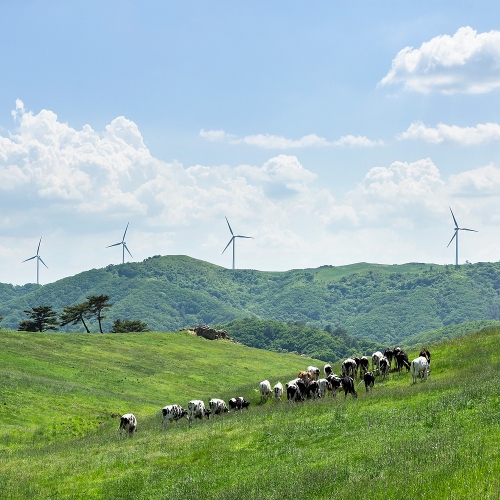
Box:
xmin=209 ymin=398 xmax=229 ymax=417
xmin=273 ymin=382 xmax=283 ymax=403
xmin=364 ymin=371 xmax=375 ymax=392
xmin=324 ymin=363 xmax=333 ymax=377
xmin=259 ymin=380 xmax=272 ymax=403
xmin=307 ymin=366 xmax=320 ymax=381
xmin=119 ymin=413 xmax=137 ymax=436
xmin=419 ymin=348 xmax=431 ymax=366
xmin=395 ymin=350 xmax=410 ymax=374
xmin=286 ymin=379 xmax=301 ymax=402
xmin=187 ymin=400 xmax=211 ymax=427
xmin=318 ymin=378 xmax=331 ymax=398
xmin=379 ymin=356 xmax=390 ymax=380
xmin=383 ymin=349 xmax=394 ymax=370
xmin=342 ymin=358 xmax=357 ymax=379
xmin=161 ymin=404 xmax=187 ymax=428
xmin=411 ymin=356 xmax=430 ymax=384
xmin=340 ymin=376 xmax=357 ymax=399
xmin=326 ymin=374 xmax=342 ymax=399
xmin=372 ymin=351 xmax=384 ymax=374
xmin=298 ymin=370 xmax=314 ymax=382
xmin=359 ymin=356 xmax=369 ymax=378
xmin=306 ymin=380 xmax=320 ymax=399
xmin=228 ymin=397 xmax=250 ymax=411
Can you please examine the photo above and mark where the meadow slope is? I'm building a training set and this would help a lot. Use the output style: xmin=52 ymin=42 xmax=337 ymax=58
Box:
xmin=0 ymin=327 xmax=499 ymax=499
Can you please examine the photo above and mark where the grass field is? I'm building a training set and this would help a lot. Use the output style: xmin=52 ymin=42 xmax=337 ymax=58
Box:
xmin=1 ymin=327 xmax=499 ymax=499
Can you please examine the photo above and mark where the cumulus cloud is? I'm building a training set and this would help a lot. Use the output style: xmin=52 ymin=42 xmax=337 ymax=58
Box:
xmin=380 ymin=26 xmax=500 ymax=94
xmin=200 ymin=129 xmax=382 ymax=149
xmin=398 ymin=121 xmax=500 ymax=145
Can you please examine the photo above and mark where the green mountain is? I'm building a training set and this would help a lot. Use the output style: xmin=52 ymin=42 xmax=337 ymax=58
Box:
xmin=1 ymin=255 xmax=500 ymax=346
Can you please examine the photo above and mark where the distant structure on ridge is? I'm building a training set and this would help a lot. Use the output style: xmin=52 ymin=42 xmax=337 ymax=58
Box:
xmin=107 ymin=222 xmax=133 ymax=264
xmin=222 ymin=217 xmax=253 ymax=270
xmin=22 ymin=237 xmax=48 ymax=285
xmin=447 ymin=207 xmax=477 ymax=267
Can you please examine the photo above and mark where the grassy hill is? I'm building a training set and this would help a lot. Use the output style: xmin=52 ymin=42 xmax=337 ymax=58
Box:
xmin=2 ymin=255 xmax=500 ymax=345
xmin=0 ymin=327 xmax=499 ymax=499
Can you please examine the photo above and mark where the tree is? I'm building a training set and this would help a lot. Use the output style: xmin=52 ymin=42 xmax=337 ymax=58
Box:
xmin=87 ymin=295 xmax=112 ymax=333
xmin=59 ymin=302 xmax=92 ymax=333
xmin=109 ymin=319 xmax=149 ymax=333
xmin=19 ymin=306 xmax=59 ymax=332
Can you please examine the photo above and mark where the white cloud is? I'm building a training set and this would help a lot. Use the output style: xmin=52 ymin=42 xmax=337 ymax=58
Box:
xmin=199 ymin=129 xmax=383 ymax=149
xmin=398 ymin=121 xmax=500 ymax=145
xmin=380 ymin=26 xmax=500 ymax=94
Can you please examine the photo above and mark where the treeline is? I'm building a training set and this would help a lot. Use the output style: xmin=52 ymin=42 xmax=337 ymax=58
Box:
xmin=17 ymin=294 xmax=149 ymax=333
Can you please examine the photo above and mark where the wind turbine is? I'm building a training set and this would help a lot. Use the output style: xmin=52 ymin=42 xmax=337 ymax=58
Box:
xmin=222 ymin=217 xmax=253 ymax=270
xmin=107 ymin=222 xmax=133 ymax=264
xmin=447 ymin=207 xmax=477 ymax=267
xmin=22 ymin=237 xmax=48 ymax=285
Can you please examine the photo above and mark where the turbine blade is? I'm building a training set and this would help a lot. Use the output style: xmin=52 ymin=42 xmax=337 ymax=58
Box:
xmin=449 ymin=207 xmax=458 ymax=228
xmin=460 ymin=228 xmax=478 ymax=232
xmin=22 ymin=256 xmax=37 ymax=263
xmin=124 ymin=244 xmax=133 ymax=258
xmin=38 ymin=256 xmax=49 ymax=269
xmin=447 ymin=232 xmax=457 ymax=247
xmin=235 ymin=235 xmax=253 ymax=239
xmin=225 ymin=216 xmax=234 ymax=236
xmin=222 ymin=237 xmax=234 ymax=254
xmin=122 ymin=222 xmax=129 ymax=242
xmin=106 ymin=242 xmax=122 ymax=248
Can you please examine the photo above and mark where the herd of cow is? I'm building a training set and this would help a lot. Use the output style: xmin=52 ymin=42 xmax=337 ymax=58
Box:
xmin=118 ymin=347 xmax=431 ymax=436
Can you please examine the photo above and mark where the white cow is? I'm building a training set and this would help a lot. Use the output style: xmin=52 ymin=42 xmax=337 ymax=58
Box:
xmin=411 ymin=356 xmax=430 ymax=384
xmin=209 ymin=398 xmax=228 ymax=418
xmin=161 ymin=404 xmax=188 ymax=428
xmin=187 ymin=400 xmax=210 ymax=427
xmin=273 ymin=382 xmax=283 ymax=403
xmin=259 ymin=380 xmax=272 ymax=403
xmin=372 ymin=351 xmax=384 ymax=374
xmin=307 ymin=366 xmax=320 ymax=381
xmin=342 ymin=358 xmax=357 ymax=379
xmin=379 ymin=356 xmax=390 ymax=380
xmin=318 ymin=378 xmax=331 ymax=398
xmin=119 ymin=413 xmax=137 ymax=436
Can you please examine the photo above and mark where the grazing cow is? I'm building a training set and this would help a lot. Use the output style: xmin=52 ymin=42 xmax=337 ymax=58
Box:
xmin=326 ymin=374 xmax=342 ymax=399
xmin=306 ymin=380 xmax=320 ymax=399
xmin=318 ymin=378 xmax=331 ymax=398
xmin=395 ymin=350 xmax=410 ymax=374
xmin=419 ymin=348 xmax=431 ymax=366
xmin=307 ymin=366 xmax=320 ymax=381
xmin=259 ymin=380 xmax=272 ymax=403
xmin=340 ymin=376 xmax=357 ymax=399
xmin=298 ymin=370 xmax=314 ymax=382
xmin=372 ymin=351 xmax=384 ymax=374
xmin=411 ymin=356 xmax=430 ymax=384
xmin=379 ymin=356 xmax=390 ymax=380
xmin=383 ymin=349 xmax=394 ymax=370
xmin=119 ymin=413 xmax=137 ymax=436
xmin=286 ymin=379 xmax=302 ymax=402
xmin=187 ymin=400 xmax=211 ymax=427
xmin=342 ymin=358 xmax=357 ymax=379
xmin=273 ymin=382 xmax=283 ymax=403
xmin=324 ymin=363 xmax=333 ymax=377
xmin=161 ymin=405 xmax=187 ymax=428
xmin=228 ymin=397 xmax=250 ymax=411
xmin=364 ymin=371 xmax=375 ymax=392
xmin=209 ymin=398 xmax=229 ymax=417
xmin=359 ymin=356 xmax=369 ymax=378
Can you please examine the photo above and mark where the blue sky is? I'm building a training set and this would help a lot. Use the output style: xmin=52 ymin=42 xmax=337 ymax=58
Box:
xmin=2 ymin=1 xmax=500 ymax=284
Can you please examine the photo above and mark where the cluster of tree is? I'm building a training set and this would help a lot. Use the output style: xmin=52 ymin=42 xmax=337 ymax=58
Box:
xmin=18 ymin=294 xmax=149 ymax=333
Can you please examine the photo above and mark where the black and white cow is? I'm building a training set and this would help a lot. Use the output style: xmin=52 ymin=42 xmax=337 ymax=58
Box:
xmin=383 ymin=349 xmax=394 ymax=370
xmin=359 ymin=356 xmax=369 ymax=378
xmin=340 ymin=376 xmax=357 ymax=399
xmin=342 ymin=358 xmax=357 ymax=379
xmin=307 ymin=366 xmax=320 ymax=381
xmin=306 ymin=380 xmax=320 ymax=399
xmin=364 ymin=371 xmax=375 ymax=392
xmin=395 ymin=350 xmax=410 ymax=374
xmin=324 ymin=363 xmax=333 ymax=377
xmin=286 ymin=378 xmax=307 ymax=402
xmin=318 ymin=378 xmax=331 ymax=398
xmin=379 ymin=356 xmax=390 ymax=380
xmin=419 ymin=348 xmax=431 ymax=367
xmin=228 ymin=397 xmax=250 ymax=411
xmin=161 ymin=404 xmax=187 ymax=428
xmin=209 ymin=398 xmax=229 ymax=418
xmin=187 ymin=400 xmax=211 ymax=427
xmin=372 ymin=351 xmax=384 ymax=374
xmin=119 ymin=413 xmax=137 ymax=436
xmin=411 ymin=356 xmax=430 ymax=384
xmin=326 ymin=374 xmax=342 ymax=399
xmin=273 ymin=382 xmax=283 ymax=403
xmin=259 ymin=380 xmax=272 ymax=403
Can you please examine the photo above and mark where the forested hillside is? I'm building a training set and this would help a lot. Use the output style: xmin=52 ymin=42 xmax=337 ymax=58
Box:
xmin=1 ymin=255 xmax=500 ymax=345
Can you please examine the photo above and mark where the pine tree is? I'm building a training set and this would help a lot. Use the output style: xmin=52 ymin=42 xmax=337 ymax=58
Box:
xmin=87 ymin=295 xmax=112 ymax=333
xmin=19 ymin=306 xmax=59 ymax=332
xmin=109 ymin=319 xmax=149 ymax=333
xmin=60 ymin=302 xmax=92 ymax=333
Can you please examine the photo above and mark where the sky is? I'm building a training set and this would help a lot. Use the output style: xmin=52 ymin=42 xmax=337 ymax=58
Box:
xmin=2 ymin=1 xmax=500 ymax=285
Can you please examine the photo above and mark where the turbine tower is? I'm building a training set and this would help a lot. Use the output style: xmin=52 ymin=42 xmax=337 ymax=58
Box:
xmin=107 ymin=222 xmax=133 ymax=264
xmin=447 ymin=207 xmax=477 ymax=267
xmin=22 ymin=237 xmax=48 ymax=285
xmin=222 ymin=217 xmax=253 ymax=270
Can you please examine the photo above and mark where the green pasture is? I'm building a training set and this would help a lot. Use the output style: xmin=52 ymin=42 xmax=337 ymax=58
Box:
xmin=1 ymin=327 xmax=499 ymax=499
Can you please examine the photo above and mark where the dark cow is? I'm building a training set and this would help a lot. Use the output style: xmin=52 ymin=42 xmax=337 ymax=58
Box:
xmin=228 ymin=397 xmax=250 ymax=411
xmin=119 ymin=413 xmax=137 ymax=436
xmin=324 ymin=363 xmax=333 ymax=377
xmin=161 ymin=404 xmax=187 ymax=428
xmin=326 ymin=374 xmax=342 ymax=399
xmin=383 ymin=349 xmax=394 ymax=370
xmin=306 ymin=380 xmax=320 ymax=399
xmin=379 ymin=356 xmax=390 ymax=380
xmin=342 ymin=358 xmax=357 ymax=379
xmin=364 ymin=371 xmax=375 ymax=392
xmin=340 ymin=376 xmax=357 ymax=399
xmin=286 ymin=379 xmax=302 ymax=402
xmin=359 ymin=356 xmax=369 ymax=378
xmin=395 ymin=349 xmax=410 ymax=374
xmin=419 ymin=348 xmax=431 ymax=366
